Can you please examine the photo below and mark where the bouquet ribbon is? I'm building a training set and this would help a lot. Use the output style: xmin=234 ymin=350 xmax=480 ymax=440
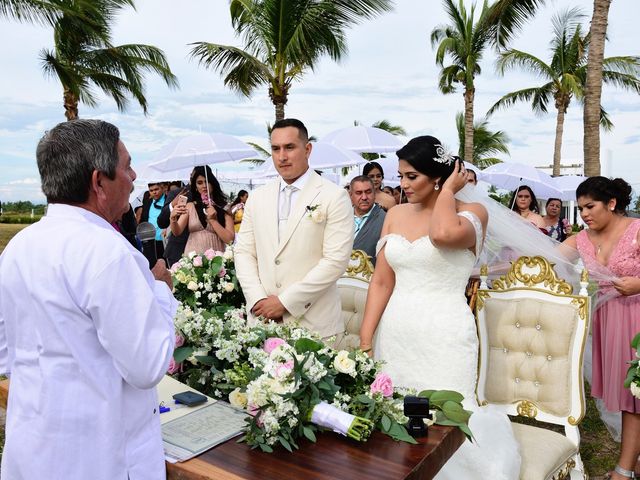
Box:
xmin=311 ymin=402 xmax=373 ymax=442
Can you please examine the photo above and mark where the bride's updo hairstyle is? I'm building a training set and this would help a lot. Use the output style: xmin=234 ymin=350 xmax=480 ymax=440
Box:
xmin=576 ymin=176 xmax=632 ymax=214
xmin=395 ymin=135 xmax=456 ymax=188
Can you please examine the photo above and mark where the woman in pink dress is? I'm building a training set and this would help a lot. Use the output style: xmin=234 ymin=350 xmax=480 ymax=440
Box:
xmin=170 ymin=166 xmax=235 ymax=254
xmin=564 ymin=176 xmax=640 ymax=479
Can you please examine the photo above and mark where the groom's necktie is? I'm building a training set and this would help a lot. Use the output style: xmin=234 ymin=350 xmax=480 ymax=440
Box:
xmin=278 ymin=184 xmax=297 ymax=241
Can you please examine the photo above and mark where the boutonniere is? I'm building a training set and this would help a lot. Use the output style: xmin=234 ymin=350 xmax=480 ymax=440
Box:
xmin=306 ymin=203 xmax=325 ymax=223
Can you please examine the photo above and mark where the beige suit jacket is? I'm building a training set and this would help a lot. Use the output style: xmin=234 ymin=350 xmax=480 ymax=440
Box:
xmin=235 ymin=170 xmax=354 ymax=338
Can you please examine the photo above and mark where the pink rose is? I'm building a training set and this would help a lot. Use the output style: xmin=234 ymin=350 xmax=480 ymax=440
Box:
xmin=170 ymin=262 xmax=181 ymax=273
xmin=275 ymin=360 xmax=294 ymax=377
xmin=218 ymin=267 xmax=226 ymax=278
xmin=247 ymin=404 xmax=263 ymax=427
xmin=204 ymin=249 xmax=216 ymax=260
xmin=370 ymin=372 xmax=394 ymax=397
xmin=175 ymin=334 xmax=185 ymax=348
xmin=192 ymin=256 xmax=203 ymax=267
xmin=263 ymin=337 xmax=286 ymax=354
xmin=167 ymin=357 xmax=183 ymax=374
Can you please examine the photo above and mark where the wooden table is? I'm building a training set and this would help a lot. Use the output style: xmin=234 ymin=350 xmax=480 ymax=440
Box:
xmin=0 ymin=379 xmax=464 ymax=479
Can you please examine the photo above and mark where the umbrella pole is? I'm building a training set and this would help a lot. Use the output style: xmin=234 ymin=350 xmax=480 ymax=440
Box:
xmin=204 ymin=165 xmax=211 ymax=206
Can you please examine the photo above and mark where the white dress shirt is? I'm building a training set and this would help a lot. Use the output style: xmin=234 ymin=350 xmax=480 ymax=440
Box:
xmin=278 ymin=168 xmax=312 ymax=219
xmin=0 ymin=204 xmax=177 ymax=480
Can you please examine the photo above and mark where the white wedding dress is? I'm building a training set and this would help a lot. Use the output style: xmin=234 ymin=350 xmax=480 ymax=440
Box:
xmin=374 ymin=211 xmax=521 ymax=480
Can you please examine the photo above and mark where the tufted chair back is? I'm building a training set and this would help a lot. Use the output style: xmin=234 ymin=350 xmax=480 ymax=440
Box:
xmin=476 ymin=256 xmax=590 ymax=480
xmin=334 ymin=250 xmax=373 ymax=351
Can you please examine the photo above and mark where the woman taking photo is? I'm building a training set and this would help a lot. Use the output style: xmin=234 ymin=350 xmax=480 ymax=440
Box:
xmin=170 ymin=166 xmax=235 ymax=253
xmin=362 ymin=161 xmax=396 ymax=211
xmin=509 ymin=185 xmax=545 ymax=229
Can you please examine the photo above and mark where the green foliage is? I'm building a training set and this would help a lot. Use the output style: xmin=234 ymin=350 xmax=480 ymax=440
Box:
xmin=0 ymin=214 xmax=43 ymax=224
xmin=35 ymin=0 xmax=177 ymax=118
xmin=189 ymin=0 xmax=393 ymax=119
xmin=1 ymin=201 xmax=46 ymax=214
xmin=455 ymin=112 xmax=509 ymax=167
xmin=487 ymin=8 xmax=640 ymax=130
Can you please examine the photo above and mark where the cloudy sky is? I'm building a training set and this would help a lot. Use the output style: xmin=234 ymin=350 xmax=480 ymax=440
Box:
xmin=0 ymin=0 xmax=638 ymax=202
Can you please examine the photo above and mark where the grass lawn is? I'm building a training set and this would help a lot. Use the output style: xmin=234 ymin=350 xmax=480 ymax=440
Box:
xmin=0 ymin=224 xmax=27 ymax=253
xmin=0 ymin=223 xmax=622 ymax=474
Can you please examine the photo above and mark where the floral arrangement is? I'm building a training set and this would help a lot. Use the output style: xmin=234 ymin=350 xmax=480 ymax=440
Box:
xmin=624 ymin=332 xmax=640 ymax=399
xmin=168 ymin=247 xmax=472 ymax=452
xmin=170 ymin=246 xmax=243 ymax=312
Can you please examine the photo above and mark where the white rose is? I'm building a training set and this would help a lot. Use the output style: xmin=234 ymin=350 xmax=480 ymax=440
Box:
xmin=229 ymin=388 xmax=248 ymax=409
xmin=333 ymin=350 xmax=356 ymax=375
xmin=223 ymin=248 xmax=234 ymax=261
xmin=311 ymin=209 xmax=325 ymax=223
xmin=223 ymin=282 xmax=235 ymax=292
xmin=631 ymin=381 xmax=640 ymax=400
xmin=187 ymin=251 xmax=197 ymax=259
xmin=187 ymin=281 xmax=198 ymax=291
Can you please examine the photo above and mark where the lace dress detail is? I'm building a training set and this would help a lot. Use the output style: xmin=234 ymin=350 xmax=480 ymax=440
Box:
xmin=576 ymin=220 xmax=640 ymax=412
xmin=374 ymin=212 xmax=520 ymax=480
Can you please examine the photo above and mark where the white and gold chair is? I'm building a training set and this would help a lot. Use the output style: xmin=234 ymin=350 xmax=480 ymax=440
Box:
xmin=334 ymin=250 xmax=373 ymax=351
xmin=476 ymin=256 xmax=590 ymax=480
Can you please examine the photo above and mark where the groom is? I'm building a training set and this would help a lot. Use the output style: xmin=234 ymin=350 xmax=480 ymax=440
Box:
xmin=235 ymin=118 xmax=354 ymax=338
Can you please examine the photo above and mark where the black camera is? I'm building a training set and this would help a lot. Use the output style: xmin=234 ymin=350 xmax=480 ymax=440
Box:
xmin=404 ymin=396 xmax=431 ymax=437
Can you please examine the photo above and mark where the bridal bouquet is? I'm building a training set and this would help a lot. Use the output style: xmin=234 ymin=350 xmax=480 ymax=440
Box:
xmin=624 ymin=332 xmax=640 ymax=399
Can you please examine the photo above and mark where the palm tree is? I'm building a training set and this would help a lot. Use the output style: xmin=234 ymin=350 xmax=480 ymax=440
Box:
xmin=431 ymin=0 xmax=494 ymax=166
xmin=583 ymin=0 xmax=613 ymax=177
xmin=455 ymin=112 xmax=509 ymax=168
xmin=189 ymin=0 xmax=393 ymax=122
xmin=487 ymin=8 xmax=640 ymax=176
xmin=38 ymin=0 xmax=178 ymax=120
xmin=371 ymin=119 xmax=407 ymax=137
xmin=0 ymin=0 xmax=128 ymax=25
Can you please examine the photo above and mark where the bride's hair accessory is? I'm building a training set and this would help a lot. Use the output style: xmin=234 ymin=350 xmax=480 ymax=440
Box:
xmin=433 ymin=144 xmax=454 ymax=165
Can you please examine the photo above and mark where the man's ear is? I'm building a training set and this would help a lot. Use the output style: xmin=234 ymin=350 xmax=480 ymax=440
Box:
xmin=91 ymin=170 xmax=107 ymax=200
xmin=305 ymin=141 xmax=312 ymax=158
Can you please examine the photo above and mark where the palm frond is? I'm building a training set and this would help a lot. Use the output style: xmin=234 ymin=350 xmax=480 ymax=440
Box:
xmin=486 ymin=0 xmax=546 ymax=49
xmin=371 ymin=119 xmax=407 ymax=136
xmin=487 ymin=86 xmax=550 ymax=116
xmin=189 ymin=42 xmax=270 ymax=96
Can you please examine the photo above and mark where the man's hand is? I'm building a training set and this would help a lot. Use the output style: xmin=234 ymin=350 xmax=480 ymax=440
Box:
xmin=252 ymin=295 xmax=286 ymax=320
xmin=612 ymin=276 xmax=640 ymax=296
xmin=151 ymin=260 xmax=173 ymax=290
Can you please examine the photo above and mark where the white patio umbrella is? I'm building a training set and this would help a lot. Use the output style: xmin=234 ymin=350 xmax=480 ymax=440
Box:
xmin=147 ymin=133 xmax=259 ymax=204
xmin=308 ymin=142 xmax=368 ymax=169
xmin=481 ymin=162 xmax=563 ymax=199
xmin=320 ymin=126 xmax=404 ymax=154
xmin=147 ymin=133 xmax=259 ymax=172
xmin=552 ymin=175 xmax=587 ymax=201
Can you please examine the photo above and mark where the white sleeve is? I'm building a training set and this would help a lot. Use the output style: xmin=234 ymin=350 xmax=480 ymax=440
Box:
xmin=87 ymin=253 xmax=177 ymax=390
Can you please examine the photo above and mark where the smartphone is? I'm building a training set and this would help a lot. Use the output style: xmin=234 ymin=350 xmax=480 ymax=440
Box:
xmin=177 ymin=194 xmax=188 ymax=206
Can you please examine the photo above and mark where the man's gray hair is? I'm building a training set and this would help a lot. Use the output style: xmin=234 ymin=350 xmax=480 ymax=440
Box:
xmin=37 ymin=119 xmax=121 ymax=204
xmin=350 ymin=175 xmax=375 ymax=190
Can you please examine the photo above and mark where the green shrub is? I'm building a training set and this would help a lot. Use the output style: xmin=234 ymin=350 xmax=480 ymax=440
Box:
xmin=0 ymin=214 xmax=43 ymax=224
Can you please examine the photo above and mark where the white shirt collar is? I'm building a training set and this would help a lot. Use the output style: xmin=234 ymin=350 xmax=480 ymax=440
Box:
xmin=46 ymin=203 xmax=114 ymax=230
xmin=279 ymin=168 xmax=311 ymax=192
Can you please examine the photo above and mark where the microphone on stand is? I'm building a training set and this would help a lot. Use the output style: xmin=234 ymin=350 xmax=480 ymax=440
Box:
xmin=136 ymin=222 xmax=157 ymax=269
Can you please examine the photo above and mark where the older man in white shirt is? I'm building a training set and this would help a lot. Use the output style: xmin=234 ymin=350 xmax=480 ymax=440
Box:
xmin=0 ymin=120 xmax=177 ymax=479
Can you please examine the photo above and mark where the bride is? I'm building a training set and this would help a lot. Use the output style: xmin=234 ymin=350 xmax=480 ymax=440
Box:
xmin=359 ymin=135 xmax=521 ymax=480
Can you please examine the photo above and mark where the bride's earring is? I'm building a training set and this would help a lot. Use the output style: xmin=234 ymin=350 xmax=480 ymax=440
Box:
xmin=434 ymin=184 xmax=440 ymax=191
